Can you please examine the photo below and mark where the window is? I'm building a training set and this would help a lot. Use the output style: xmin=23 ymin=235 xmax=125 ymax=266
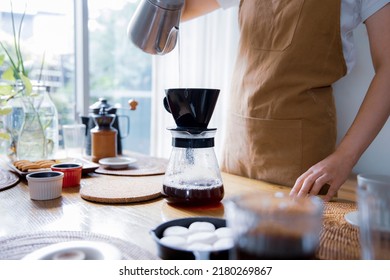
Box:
xmin=1 ymin=0 xmax=152 ymax=155
xmin=0 ymin=0 xmax=75 ymax=130
xmin=87 ymin=0 xmax=152 ymax=155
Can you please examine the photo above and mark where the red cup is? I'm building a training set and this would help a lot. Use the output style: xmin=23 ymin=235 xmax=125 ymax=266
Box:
xmin=51 ymin=163 xmax=82 ymax=187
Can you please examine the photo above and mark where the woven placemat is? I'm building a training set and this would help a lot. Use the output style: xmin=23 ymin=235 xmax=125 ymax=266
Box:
xmin=95 ymin=155 xmax=168 ymax=176
xmin=80 ymin=174 xmax=163 ymax=204
xmin=0 ymin=168 xmax=20 ymax=191
xmin=0 ymin=230 xmax=160 ymax=260
xmin=317 ymin=201 xmax=360 ymax=260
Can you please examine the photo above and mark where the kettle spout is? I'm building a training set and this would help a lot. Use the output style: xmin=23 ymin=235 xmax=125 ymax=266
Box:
xmin=156 ymin=26 xmax=179 ymax=55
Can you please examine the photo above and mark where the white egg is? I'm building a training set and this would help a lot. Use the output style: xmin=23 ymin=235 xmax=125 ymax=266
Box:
xmin=187 ymin=242 xmax=213 ymax=251
xmin=160 ymin=236 xmax=187 ymax=249
xmin=187 ymin=232 xmax=218 ymax=245
xmin=188 ymin=221 xmax=216 ymax=233
xmin=162 ymin=226 xmax=189 ymax=237
xmin=214 ymin=227 xmax=233 ymax=239
xmin=213 ymin=238 xmax=234 ymax=250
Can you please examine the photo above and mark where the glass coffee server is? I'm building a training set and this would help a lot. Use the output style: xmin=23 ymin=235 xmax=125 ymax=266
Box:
xmin=162 ymin=88 xmax=224 ymax=206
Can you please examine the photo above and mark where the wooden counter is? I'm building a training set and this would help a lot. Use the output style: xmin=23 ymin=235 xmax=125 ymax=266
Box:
xmin=0 ymin=157 xmax=358 ymax=259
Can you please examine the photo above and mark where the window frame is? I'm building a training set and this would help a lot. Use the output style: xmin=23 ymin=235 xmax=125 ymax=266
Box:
xmin=74 ymin=0 xmax=90 ymax=118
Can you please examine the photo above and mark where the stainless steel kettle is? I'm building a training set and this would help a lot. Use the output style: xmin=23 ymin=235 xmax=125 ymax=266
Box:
xmin=127 ymin=0 xmax=185 ymax=55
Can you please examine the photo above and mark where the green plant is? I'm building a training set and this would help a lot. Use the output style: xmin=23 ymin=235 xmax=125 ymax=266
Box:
xmin=0 ymin=2 xmax=45 ymax=141
xmin=0 ymin=2 xmax=35 ymax=110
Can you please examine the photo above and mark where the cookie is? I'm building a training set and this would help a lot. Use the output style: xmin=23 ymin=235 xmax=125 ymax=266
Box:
xmin=13 ymin=159 xmax=57 ymax=172
xmin=20 ymin=163 xmax=40 ymax=172
xmin=36 ymin=160 xmax=56 ymax=168
xmin=13 ymin=160 xmax=29 ymax=169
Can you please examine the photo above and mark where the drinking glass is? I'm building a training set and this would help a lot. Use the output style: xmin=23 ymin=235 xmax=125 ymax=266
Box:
xmin=62 ymin=124 xmax=86 ymax=158
xmin=225 ymin=192 xmax=323 ymax=259
xmin=357 ymin=174 xmax=390 ymax=259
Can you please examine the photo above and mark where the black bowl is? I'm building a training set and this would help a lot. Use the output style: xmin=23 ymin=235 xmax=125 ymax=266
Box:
xmin=150 ymin=217 xmax=231 ymax=260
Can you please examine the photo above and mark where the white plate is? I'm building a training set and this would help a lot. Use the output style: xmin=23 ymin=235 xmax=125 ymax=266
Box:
xmin=344 ymin=211 xmax=359 ymax=227
xmin=98 ymin=157 xmax=137 ymax=169
xmin=21 ymin=241 xmax=122 ymax=260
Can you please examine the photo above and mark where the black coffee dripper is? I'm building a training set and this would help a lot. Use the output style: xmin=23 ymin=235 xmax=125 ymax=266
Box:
xmin=163 ymin=88 xmax=220 ymax=131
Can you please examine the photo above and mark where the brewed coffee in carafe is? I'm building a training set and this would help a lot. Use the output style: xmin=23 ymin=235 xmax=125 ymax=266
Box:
xmin=162 ymin=88 xmax=224 ymax=206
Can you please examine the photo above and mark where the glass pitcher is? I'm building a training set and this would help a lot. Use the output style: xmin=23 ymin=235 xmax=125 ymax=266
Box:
xmin=162 ymin=129 xmax=224 ymax=206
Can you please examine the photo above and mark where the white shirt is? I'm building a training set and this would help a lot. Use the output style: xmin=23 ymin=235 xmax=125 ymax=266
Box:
xmin=217 ymin=0 xmax=390 ymax=73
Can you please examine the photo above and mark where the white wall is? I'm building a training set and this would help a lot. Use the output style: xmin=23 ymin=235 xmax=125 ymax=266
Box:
xmin=333 ymin=24 xmax=390 ymax=176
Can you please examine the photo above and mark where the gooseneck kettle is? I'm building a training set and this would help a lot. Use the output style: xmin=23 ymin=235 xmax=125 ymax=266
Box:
xmin=127 ymin=0 xmax=185 ymax=55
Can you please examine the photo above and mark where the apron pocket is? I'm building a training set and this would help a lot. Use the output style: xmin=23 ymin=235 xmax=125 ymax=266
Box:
xmin=222 ymin=113 xmax=303 ymax=187
xmin=242 ymin=0 xmax=305 ymax=51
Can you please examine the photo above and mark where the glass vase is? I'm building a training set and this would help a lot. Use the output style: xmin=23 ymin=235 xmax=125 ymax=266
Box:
xmin=36 ymin=84 xmax=59 ymax=159
xmin=16 ymin=95 xmax=47 ymax=161
xmin=3 ymin=96 xmax=24 ymax=161
xmin=0 ymin=115 xmax=12 ymax=157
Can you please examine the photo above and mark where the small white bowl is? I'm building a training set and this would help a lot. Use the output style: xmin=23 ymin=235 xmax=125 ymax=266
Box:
xmin=98 ymin=157 xmax=137 ymax=170
xmin=26 ymin=171 xmax=64 ymax=200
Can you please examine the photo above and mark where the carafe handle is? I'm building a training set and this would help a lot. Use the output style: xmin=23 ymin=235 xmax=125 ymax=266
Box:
xmin=117 ymin=115 xmax=130 ymax=139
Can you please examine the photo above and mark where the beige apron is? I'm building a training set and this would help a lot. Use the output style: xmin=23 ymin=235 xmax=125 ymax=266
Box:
xmin=221 ymin=0 xmax=347 ymax=187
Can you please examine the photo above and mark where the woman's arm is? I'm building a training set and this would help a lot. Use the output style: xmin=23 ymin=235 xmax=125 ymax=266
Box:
xmin=181 ymin=0 xmax=221 ymax=21
xmin=290 ymin=4 xmax=390 ymax=201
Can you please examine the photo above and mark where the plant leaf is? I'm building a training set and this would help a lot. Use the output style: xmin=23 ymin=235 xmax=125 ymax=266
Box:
xmin=0 ymin=84 xmax=13 ymax=96
xmin=20 ymin=73 xmax=32 ymax=95
xmin=16 ymin=5 xmax=28 ymax=76
xmin=1 ymin=67 xmax=15 ymax=82
xmin=0 ymin=41 xmax=18 ymax=75
xmin=0 ymin=54 xmax=4 ymax=65
xmin=0 ymin=105 xmax=13 ymax=116
xmin=0 ymin=132 xmax=11 ymax=141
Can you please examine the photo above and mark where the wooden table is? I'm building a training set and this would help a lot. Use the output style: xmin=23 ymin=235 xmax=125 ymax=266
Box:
xmin=0 ymin=156 xmax=358 ymax=259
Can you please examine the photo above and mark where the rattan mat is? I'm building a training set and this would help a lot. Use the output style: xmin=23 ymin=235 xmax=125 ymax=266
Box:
xmin=0 ymin=230 xmax=160 ymax=260
xmin=317 ymin=202 xmax=360 ymax=260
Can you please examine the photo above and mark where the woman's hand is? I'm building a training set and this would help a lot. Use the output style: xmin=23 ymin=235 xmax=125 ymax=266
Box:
xmin=289 ymin=150 xmax=355 ymax=201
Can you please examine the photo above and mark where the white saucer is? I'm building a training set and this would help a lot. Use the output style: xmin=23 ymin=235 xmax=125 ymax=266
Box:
xmin=21 ymin=241 xmax=122 ymax=260
xmin=99 ymin=157 xmax=137 ymax=169
xmin=344 ymin=211 xmax=359 ymax=227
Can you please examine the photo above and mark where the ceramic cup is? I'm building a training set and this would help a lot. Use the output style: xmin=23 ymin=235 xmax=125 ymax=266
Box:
xmin=26 ymin=171 xmax=64 ymax=200
xmin=51 ymin=163 xmax=82 ymax=187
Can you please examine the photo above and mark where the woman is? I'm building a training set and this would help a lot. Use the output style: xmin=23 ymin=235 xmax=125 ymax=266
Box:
xmin=181 ymin=0 xmax=390 ymax=201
